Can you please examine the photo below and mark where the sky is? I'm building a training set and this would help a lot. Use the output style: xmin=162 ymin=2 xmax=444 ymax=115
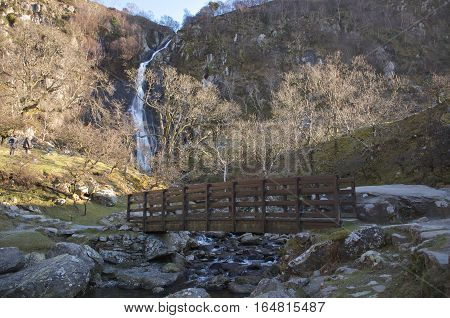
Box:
xmin=96 ymin=0 xmax=209 ymax=23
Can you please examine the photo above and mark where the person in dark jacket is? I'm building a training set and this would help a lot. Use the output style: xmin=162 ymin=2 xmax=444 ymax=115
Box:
xmin=23 ymin=137 xmax=32 ymax=155
xmin=8 ymin=135 xmax=17 ymax=156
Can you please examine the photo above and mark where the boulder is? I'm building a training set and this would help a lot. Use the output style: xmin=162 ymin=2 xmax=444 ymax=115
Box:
xmin=391 ymin=233 xmax=409 ymax=246
xmin=162 ymin=263 xmax=182 ymax=273
xmin=144 ymin=232 xmax=193 ymax=260
xmin=92 ymin=189 xmax=117 ymax=207
xmin=344 ymin=226 xmax=385 ymax=258
xmin=228 ymin=281 xmax=255 ymax=294
xmin=287 ymin=240 xmax=335 ymax=276
xmin=144 ymin=236 xmax=172 ymax=260
xmin=357 ymin=251 xmax=385 ymax=269
xmin=239 ymin=233 xmax=261 ymax=245
xmin=0 ymin=254 xmax=93 ymax=297
xmin=200 ymin=274 xmax=230 ymax=291
xmin=47 ymin=242 xmax=103 ymax=271
xmin=114 ymin=265 xmax=182 ymax=290
xmin=166 ymin=288 xmax=210 ymax=298
xmin=250 ymin=278 xmax=295 ymax=298
xmin=0 ymin=247 xmax=25 ymax=274
xmin=99 ymin=249 xmax=132 ymax=265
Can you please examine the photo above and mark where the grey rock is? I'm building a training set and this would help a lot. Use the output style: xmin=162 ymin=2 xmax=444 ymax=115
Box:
xmin=250 ymin=278 xmax=294 ymax=298
xmin=115 ymin=265 xmax=182 ymax=290
xmin=92 ymin=189 xmax=117 ymax=207
xmin=152 ymin=287 xmax=164 ymax=294
xmin=144 ymin=236 xmax=171 ymax=260
xmin=335 ymin=266 xmax=358 ymax=275
xmin=0 ymin=247 xmax=25 ymax=274
xmin=0 ymin=254 xmax=92 ymax=297
xmin=201 ymin=274 xmax=230 ymax=291
xmin=372 ymin=285 xmax=386 ymax=293
xmin=303 ymin=276 xmax=325 ymax=297
xmin=285 ymin=276 xmax=310 ymax=289
xmin=99 ymin=249 xmax=132 ymax=265
xmin=391 ymin=233 xmax=409 ymax=246
xmin=255 ymin=290 xmax=295 ymax=298
xmin=344 ymin=226 xmax=385 ymax=258
xmin=239 ymin=233 xmax=261 ymax=245
xmin=351 ymin=290 xmax=372 ymax=297
xmin=228 ymin=281 xmax=255 ymax=294
xmin=47 ymin=242 xmax=103 ymax=271
xmin=166 ymin=288 xmax=210 ymax=298
xmin=288 ymin=240 xmax=335 ymax=275
xmin=357 ymin=251 xmax=385 ymax=269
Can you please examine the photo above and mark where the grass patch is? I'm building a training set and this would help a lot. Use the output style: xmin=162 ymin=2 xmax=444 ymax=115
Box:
xmin=40 ymin=198 xmax=127 ymax=226
xmin=0 ymin=145 xmax=155 ymax=206
xmin=0 ymin=231 xmax=54 ymax=252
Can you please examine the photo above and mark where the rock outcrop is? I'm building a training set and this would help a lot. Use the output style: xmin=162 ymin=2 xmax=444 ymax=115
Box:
xmin=0 ymin=254 xmax=93 ymax=297
xmin=0 ymin=247 xmax=25 ymax=274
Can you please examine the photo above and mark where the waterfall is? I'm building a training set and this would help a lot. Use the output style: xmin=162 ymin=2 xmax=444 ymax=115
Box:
xmin=129 ymin=40 xmax=171 ymax=172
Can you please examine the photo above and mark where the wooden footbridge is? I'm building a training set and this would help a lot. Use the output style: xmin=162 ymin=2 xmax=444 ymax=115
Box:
xmin=126 ymin=175 xmax=356 ymax=234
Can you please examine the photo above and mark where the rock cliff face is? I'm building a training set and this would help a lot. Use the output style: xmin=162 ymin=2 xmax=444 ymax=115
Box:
xmin=0 ymin=0 xmax=173 ymax=106
xmin=167 ymin=0 xmax=448 ymax=115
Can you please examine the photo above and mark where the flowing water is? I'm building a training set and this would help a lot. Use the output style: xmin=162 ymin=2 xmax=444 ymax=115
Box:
xmin=129 ymin=40 xmax=171 ymax=172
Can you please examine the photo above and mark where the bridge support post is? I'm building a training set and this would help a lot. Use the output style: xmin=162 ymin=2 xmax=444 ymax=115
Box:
xmin=182 ymin=186 xmax=187 ymax=231
xmin=231 ymin=181 xmax=237 ymax=232
xmin=143 ymin=192 xmax=148 ymax=232
xmin=205 ymin=183 xmax=210 ymax=231
xmin=334 ymin=175 xmax=341 ymax=226
xmin=295 ymin=177 xmax=302 ymax=232
xmin=261 ymin=179 xmax=266 ymax=233
xmin=162 ymin=189 xmax=167 ymax=232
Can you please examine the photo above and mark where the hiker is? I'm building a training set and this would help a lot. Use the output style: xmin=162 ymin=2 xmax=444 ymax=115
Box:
xmin=8 ymin=135 xmax=17 ymax=156
xmin=23 ymin=137 xmax=32 ymax=155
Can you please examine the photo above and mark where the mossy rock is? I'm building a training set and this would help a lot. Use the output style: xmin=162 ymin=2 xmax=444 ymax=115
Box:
xmin=327 ymin=228 xmax=350 ymax=241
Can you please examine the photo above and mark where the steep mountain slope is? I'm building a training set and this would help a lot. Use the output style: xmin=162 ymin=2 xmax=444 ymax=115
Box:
xmin=168 ymin=0 xmax=449 ymax=116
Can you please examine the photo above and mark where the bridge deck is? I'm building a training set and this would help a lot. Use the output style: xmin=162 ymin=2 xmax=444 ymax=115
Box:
xmin=127 ymin=175 xmax=356 ymax=234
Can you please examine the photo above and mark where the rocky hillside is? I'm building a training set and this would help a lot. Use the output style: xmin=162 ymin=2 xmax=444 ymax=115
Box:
xmin=0 ymin=0 xmax=173 ymax=103
xmin=168 ymin=0 xmax=449 ymax=116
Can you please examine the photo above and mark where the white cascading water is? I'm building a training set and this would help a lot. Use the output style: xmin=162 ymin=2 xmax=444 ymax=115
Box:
xmin=129 ymin=40 xmax=171 ymax=172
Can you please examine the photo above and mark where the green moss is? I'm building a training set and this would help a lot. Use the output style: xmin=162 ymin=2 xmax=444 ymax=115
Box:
xmin=6 ymin=13 xmax=16 ymax=26
xmin=40 ymin=199 xmax=127 ymax=226
xmin=0 ymin=231 xmax=54 ymax=252
xmin=327 ymin=228 xmax=350 ymax=241
xmin=0 ymin=146 xmax=154 ymax=206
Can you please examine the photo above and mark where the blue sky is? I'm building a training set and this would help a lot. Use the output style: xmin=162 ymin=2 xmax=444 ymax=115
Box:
xmin=96 ymin=0 xmax=209 ymax=23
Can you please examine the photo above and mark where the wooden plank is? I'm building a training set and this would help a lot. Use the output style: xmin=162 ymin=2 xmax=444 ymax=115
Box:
xmin=236 ymin=201 xmax=264 ymax=207
xmin=235 ymin=189 xmax=261 ymax=197
xmin=265 ymin=189 xmax=293 ymax=196
xmin=266 ymin=200 xmax=296 ymax=207
xmin=301 ymin=187 xmax=335 ymax=194
xmin=236 ymin=179 xmax=262 ymax=185
xmin=302 ymin=199 xmax=338 ymax=206
xmin=186 ymin=188 xmax=206 ymax=194
xmin=209 ymin=182 xmax=232 ymax=189
xmin=210 ymin=192 xmax=232 ymax=200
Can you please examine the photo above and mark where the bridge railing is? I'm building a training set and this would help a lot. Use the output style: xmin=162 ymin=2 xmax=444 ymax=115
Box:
xmin=127 ymin=175 xmax=356 ymax=234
